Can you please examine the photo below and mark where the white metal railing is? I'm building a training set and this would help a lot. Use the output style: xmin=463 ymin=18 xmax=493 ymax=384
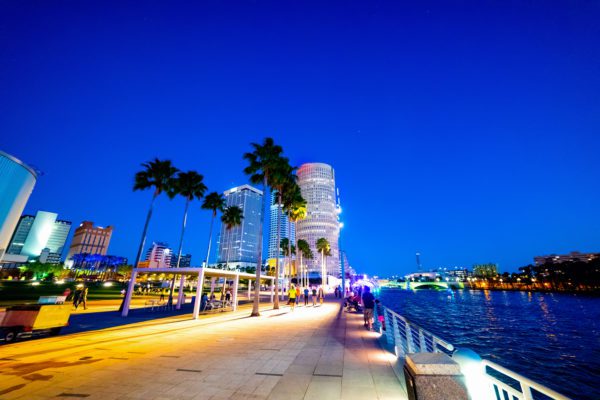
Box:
xmin=481 ymin=360 xmax=570 ymax=400
xmin=377 ymin=306 xmax=571 ymax=400
xmin=380 ymin=307 xmax=455 ymax=355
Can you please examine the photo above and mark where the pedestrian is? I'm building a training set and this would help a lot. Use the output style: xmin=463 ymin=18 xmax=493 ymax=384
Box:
xmin=80 ymin=286 xmax=89 ymax=310
xmin=200 ymin=293 xmax=208 ymax=311
xmin=303 ymin=287 xmax=309 ymax=306
xmin=72 ymin=288 xmax=82 ymax=309
xmin=311 ymin=287 xmax=317 ymax=306
xmin=362 ymin=286 xmax=375 ymax=330
xmin=288 ymin=285 xmax=297 ymax=311
xmin=159 ymin=289 xmax=165 ymax=302
xmin=375 ymin=299 xmax=386 ymax=331
xmin=318 ymin=286 xmax=324 ymax=306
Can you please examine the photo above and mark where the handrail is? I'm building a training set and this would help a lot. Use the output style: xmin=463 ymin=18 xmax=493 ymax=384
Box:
xmin=378 ymin=306 xmax=571 ymax=400
xmin=381 ymin=306 xmax=455 ymax=354
xmin=481 ymin=360 xmax=571 ymax=400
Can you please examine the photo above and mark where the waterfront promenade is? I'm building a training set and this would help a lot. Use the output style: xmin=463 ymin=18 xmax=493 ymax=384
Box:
xmin=0 ymin=299 xmax=407 ymax=400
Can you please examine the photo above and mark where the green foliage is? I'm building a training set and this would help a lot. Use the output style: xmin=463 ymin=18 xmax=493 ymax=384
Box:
xmin=221 ymin=206 xmax=244 ymax=230
xmin=134 ymin=158 xmax=179 ymax=196
xmin=201 ymin=192 xmax=226 ymax=216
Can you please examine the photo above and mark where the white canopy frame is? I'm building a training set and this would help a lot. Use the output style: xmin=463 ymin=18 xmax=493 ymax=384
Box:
xmin=121 ymin=267 xmax=275 ymax=319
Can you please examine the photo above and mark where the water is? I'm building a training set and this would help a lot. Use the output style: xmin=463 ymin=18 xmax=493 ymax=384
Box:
xmin=379 ymin=288 xmax=600 ymax=400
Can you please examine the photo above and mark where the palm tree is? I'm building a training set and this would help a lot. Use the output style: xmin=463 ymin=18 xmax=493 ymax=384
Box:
xmin=282 ymin=182 xmax=306 ymax=287
xmin=297 ymin=239 xmax=313 ymax=287
xmin=221 ymin=206 xmax=244 ymax=269
xmin=167 ymin=170 xmax=207 ymax=306
xmin=316 ymin=238 xmax=331 ymax=289
xmin=120 ymin=159 xmax=178 ymax=313
xmin=280 ymin=238 xmax=296 ymax=282
xmin=201 ymin=192 xmax=226 ymax=267
xmin=243 ymin=137 xmax=284 ymax=316
xmin=269 ymin=159 xmax=295 ymax=308
xmin=132 ymin=158 xmax=179 ymax=269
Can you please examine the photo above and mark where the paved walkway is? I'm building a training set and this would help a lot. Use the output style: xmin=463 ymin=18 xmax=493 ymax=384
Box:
xmin=0 ymin=299 xmax=407 ymax=400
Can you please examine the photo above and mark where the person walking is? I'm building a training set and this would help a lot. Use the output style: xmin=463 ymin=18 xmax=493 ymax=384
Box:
xmin=375 ymin=299 xmax=386 ymax=331
xmin=361 ymin=286 xmax=375 ymax=330
xmin=318 ymin=286 xmax=324 ymax=306
xmin=311 ymin=287 xmax=317 ymax=306
xmin=288 ymin=285 xmax=297 ymax=311
xmin=80 ymin=286 xmax=89 ymax=310
xmin=303 ymin=287 xmax=309 ymax=306
xmin=72 ymin=288 xmax=82 ymax=309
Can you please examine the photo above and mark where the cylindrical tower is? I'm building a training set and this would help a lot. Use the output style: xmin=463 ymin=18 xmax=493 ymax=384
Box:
xmin=0 ymin=150 xmax=37 ymax=262
xmin=296 ymin=162 xmax=340 ymax=281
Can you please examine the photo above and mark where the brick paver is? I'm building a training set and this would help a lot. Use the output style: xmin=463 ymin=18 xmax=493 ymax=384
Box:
xmin=0 ymin=300 xmax=407 ymax=400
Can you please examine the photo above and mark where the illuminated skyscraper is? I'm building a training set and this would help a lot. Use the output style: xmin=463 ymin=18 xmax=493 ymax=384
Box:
xmin=0 ymin=151 xmax=37 ymax=263
xmin=268 ymin=191 xmax=295 ymax=260
xmin=65 ymin=221 xmax=113 ymax=267
xmin=296 ymin=163 xmax=340 ymax=279
xmin=7 ymin=211 xmax=72 ymax=263
xmin=144 ymin=242 xmax=172 ymax=268
xmin=217 ymin=184 xmax=263 ymax=267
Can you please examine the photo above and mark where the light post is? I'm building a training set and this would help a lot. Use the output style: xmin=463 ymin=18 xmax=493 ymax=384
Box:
xmin=338 ymin=220 xmax=345 ymax=297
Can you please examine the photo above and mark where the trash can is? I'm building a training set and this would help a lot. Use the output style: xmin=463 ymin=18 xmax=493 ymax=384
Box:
xmin=403 ymin=353 xmax=468 ymax=400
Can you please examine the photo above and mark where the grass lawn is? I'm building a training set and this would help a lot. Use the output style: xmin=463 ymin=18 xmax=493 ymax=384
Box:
xmin=0 ymin=281 xmax=127 ymax=305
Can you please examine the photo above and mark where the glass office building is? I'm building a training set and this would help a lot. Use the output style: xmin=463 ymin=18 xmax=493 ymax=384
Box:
xmin=217 ymin=184 xmax=263 ymax=266
xmin=296 ymin=163 xmax=340 ymax=278
xmin=268 ymin=190 xmax=295 ymax=260
xmin=7 ymin=211 xmax=72 ymax=263
xmin=0 ymin=151 xmax=37 ymax=262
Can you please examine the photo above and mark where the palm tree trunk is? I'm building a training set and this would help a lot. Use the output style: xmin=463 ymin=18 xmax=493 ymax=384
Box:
xmin=274 ymin=192 xmax=281 ymax=309
xmin=204 ymin=212 xmax=216 ymax=267
xmin=321 ymin=249 xmax=325 ymax=288
xmin=169 ymin=197 xmax=190 ymax=305
xmin=288 ymin=218 xmax=292 ymax=284
xmin=251 ymin=177 xmax=268 ymax=317
xmin=119 ymin=191 xmax=157 ymax=312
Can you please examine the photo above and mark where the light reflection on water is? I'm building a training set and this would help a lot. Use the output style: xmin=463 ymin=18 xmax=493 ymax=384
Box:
xmin=379 ymin=288 xmax=600 ymax=400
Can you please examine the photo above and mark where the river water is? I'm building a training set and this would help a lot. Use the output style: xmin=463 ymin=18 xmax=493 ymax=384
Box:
xmin=379 ymin=288 xmax=600 ymax=400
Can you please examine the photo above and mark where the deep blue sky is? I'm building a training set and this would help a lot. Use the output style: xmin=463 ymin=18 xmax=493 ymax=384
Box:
xmin=1 ymin=1 xmax=599 ymax=276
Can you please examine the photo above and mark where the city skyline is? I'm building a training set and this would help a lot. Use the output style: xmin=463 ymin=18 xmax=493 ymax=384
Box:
xmin=2 ymin=1 xmax=599 ymax=276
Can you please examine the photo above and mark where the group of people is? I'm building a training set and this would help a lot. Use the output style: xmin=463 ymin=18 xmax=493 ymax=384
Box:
xmin=345 ymin=286 xmax=385 ymax=331
xmin=62 ymin=286 xmax=88 ymax=310
xmin=286 ymin=285 xmax=324 ymax=310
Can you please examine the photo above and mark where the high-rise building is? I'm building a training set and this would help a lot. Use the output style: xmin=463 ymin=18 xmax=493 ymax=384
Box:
xmin=268 ymin=191 xmax=295 ymax=260
xmin=171 ymin=253 xmax=192 ymax=268
xmin=144 ymin=242 xmax=172 ymax=268
xmin=296 ymin=163 xmax=340 ymax=279
xmin=217 ymin=184 xmax=263 ymax=267
xmin=0 ymin=151 xmax=37 ymax=263
xmin=533 ymin=251 xmax=600 ymax=266
xmin=7 ymin=211 xmax=72 ymax=263
xmin=65 ymin=221 xmax=113 ymax=266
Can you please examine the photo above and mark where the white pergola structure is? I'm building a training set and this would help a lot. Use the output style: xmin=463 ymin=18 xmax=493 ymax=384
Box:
xmin=121 ymin=267 xmax=275 ymax=319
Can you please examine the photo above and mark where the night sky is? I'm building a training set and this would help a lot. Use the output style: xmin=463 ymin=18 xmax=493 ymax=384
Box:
xmin=1 ymin=1 xmax=599 ymax=276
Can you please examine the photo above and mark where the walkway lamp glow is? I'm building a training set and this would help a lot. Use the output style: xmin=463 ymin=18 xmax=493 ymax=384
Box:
xmin=452 ymin=348 xmax=490 ymax=400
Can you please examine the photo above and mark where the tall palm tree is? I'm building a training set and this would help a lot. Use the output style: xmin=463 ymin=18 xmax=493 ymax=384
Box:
xmin=167 ymin=170 xmax=207 ymax=305
xmin=201 ymin=192 xmax=226 ymax=267
xmin=279 ymin=238 xmax=296 ymax=281
xmin=243 ymin=137 xmax=284 ymax=317
xmin=269 ymin=159 xmax=295 ymax=308
xmin=221 ymin=206 xmax=244 ymax=269
xmin=120 ymin=159 xmax=178 ymax=314
xmin=297 ymin=239 xmax=312 ymax=287
xmin=132 ymin=159 xmax=179 ymax=269
xmin=316 ymin=238 xmax=331 ymax=289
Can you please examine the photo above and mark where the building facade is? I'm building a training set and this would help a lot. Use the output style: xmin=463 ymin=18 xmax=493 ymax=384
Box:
xmin=217 ymin=184 xmax=263 ymax=267
xmin=267 ymin=191 xmax=296 ymax=260
xmin=65 ymin=221 xmax=113 ymax=267
xmin=533 ymin=251 xmax=600 ymax=266
xmin=171 ymin=253 xmax=192 ymax=268
xmin=7 ymin=211 xmax=72 ymax=263
xmin=296 ymin=163 xmax=340 ymax=279
xmin=0 ymin=151 xmax=37 ymax=263
xmin=143 ymin=242 xmax=173 ymax=268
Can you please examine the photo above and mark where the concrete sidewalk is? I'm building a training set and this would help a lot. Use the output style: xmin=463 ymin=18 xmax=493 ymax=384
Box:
xmin=0 ymin=300 xmax=407 ymax=400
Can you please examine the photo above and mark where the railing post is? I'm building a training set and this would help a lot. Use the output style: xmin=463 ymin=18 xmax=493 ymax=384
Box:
xmin=405 ymin=321 xmax=415 ymax=353
xmin=419 ymin=329 xmax=427 ymax=352
xmin=521 ymin=384 xmax=534 ymax=400
xmin=384 ymin=309 xmax=394 ymax=345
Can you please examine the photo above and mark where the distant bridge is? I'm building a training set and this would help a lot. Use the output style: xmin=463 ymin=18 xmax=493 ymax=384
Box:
xmin=383 ymin=281 xmax=464 ymax=290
